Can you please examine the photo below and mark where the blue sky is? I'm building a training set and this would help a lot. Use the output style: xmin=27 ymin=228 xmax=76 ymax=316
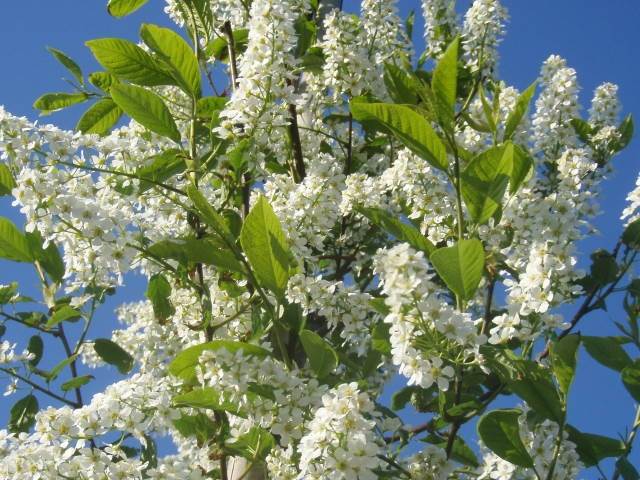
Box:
xmin=0 ymin=0 xmax=639 ymax=476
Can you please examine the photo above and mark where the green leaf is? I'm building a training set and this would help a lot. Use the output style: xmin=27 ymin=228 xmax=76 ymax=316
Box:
xmin=583 ymin=336 xmax=632 ymax=372
xmin=186 ymin=185 xmax=234 ymax=243
xmin=33 ymin=92 xmax=89 ymax=113
xmin=93 ymin=338 xmax=134 ymax=374
xmin=107 ymin=0 xmax=149 ymax=17
xmin=617 ymin=457 xmax=640 ymax=480
xmin=294 ymin=16 xmax=316 ymax=57
xmin=383 ymin=64 xmax=418 ymax=104
xmin=477 ymin=409 xmax=533 ymax=467
xmin=0 ymin=164 xmax=16 ymax=196
xmin=430 ymin=239 xmax=484 ymax=301
xmin=617 ymin=114 xmax=634 ymax=151
xmin=169 ymin=341 xmax=271 ymax=383
xmin=146 ymin=274 xmax=174 ymax=323
xmin=371 ymin=321 xmax=392 ymax=355
xmin=173 ymin=388 xmax=248 ymax=417
xmin=8 ymin=394 xmax=38 ymax=433
xmin=46 ymin=47 xmax=83 ymax=85
xmin=509 ymin=144 xmax=534 ymax=194
xmin=622 ymin=219 xmax=640 ymax=250
xmin=356 ymin=207 xmax=435 ymax=256
xmin=76 ymin=98 xmax=123 ymax=136
xmin=350 ymin=102 xmax=448 ymax=171
xmin=299 ymin=329 xmax=338 ymax=378
xmin=140 ymin=24 xmax=201 ymax=97
xmin=0 ymin=217 xmax=34 ymax=262
xmin=43 ymin=354 xmax=78 ymax=381
xmin=503 ymin=82 xmax=536 ymax=140
xmin=391 ymin=386 xmax=418 ymax=411
xmin=86 ymin=38 xmax=174 ymax=87
xmin=173 ymin=413 xmax=217 ymax=446
xmin=45 ymin=305 xmax=81 ymax=329
xmin=566 ymin=425 xmax=626 ymax=467
xmin=486 ymin=349 xmax=564 ymax=422
xmin=0 ymin=282 xmax=18 ymax=304
xmin=110 ymin=83 xmax=181 ymax=142
xmin=27 ymin=335 xmax=44 ymax=367
xmin=147 ymin=238 xmax=244 ymax=273
xmin=461 ymin=143 xmax=513 ymax=224
xmin=207 ymin=29 xmax=249 ymax=63
xmin=550 ymin=334 xmax=580 ymax=396
xmin=197 ymin=97 xmax=228 ymax=119
xmin=240 ymin=195 xmax=293 ymax=298
xmin=431 ymin=37 xmax=459 ymax=118
xmin=89 ymin=71 xmax=119 ymax=92
xmin=61 ymin=375 xmax=94 ymax=392
xmin=24 ymin=230 xmax=65 ymax=283
xmin=622 ymin=360 xmax=640 ymax=402
xmin=141 ymin=435 xmax=158 ymax=470
xmin=300 ymin=46 xmax=325 ymax=74
xmin=589 ymin=249 xmax=619 ymax=286
xmin=571 ymin=118 xmax=595 ymax=143
xmin=131 ymin=149 xmax=185 ymax=193
xmin=225 ymin=427 xmax=275 ymax=460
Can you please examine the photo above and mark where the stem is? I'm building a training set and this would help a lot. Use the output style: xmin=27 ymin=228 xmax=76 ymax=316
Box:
xmin=345 ymin=112 xmax=353 ymax=174
xmin=222 ymin=20 xmax=251 ymax=219
xmin=612 ymin=404 xmax=640 ymax=480
xmin=58 ymin=324 xmax=83 ymax=406
xmin=544 ymin=419 xmax=566 ymax=480
xmin=287 ymin=97 xmax=306 ymax=182
xmin=482 ymin=277 xmax=496 ymax=336
xmin=0 ymin=367 xmax=80 ymax=408
xmin=445 ymin=369 xmax=464 ymax=459
xmin=56 ymin=161 xmax=187 ymax=196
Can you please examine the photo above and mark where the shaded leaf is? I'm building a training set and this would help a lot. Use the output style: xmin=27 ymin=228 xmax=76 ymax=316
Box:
xmin=477 ymin=409 xmax=533 ymax=467
xmin=93 ymin=338 xmax=134 ymax=374
xmin=357 ymin=207 xmax=435 ymax=256
xmin=299 ymin=329 xmax=338 ymax=378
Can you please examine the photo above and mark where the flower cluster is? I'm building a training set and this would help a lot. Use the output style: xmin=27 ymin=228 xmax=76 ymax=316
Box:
xmin=462 ymin=0 xmax=509 ymax=75
xmin=298 ymin=382 xmax=384 ymax=479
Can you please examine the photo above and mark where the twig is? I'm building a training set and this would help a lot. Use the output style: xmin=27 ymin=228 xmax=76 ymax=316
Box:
xmin=0 ymin=367 xmax=80 ymax=408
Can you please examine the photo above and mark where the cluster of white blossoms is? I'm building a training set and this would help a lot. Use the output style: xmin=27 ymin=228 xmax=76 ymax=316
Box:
xmin=286 ymin=273 xmax=376 ymax=355
xmin=0 ymin=106 xmax=190 ymax=290
xmin=164 ymin=0 xmax=247 ymax=30
xmin=0 ymin=373 xmax=190 ymax=479
xmin=216 ymin=0 xmax=309 ymax=147
xmin=265 ymin=154 xmax=345 ymax=258
xmin=374 ymin=243 xmax=484 ymax=390
xmin=197 ymin=348 xmax=327 ymax=447
xmin=532 ymin=55 xmax=580 ymax=157
xmin=421 ymin=0 xmax=458 ymax=59
xmin=298 ymin=382 xmax=384 ymax=479
xmin=0 ymin=340 xmax=34 ymax=365
xmin=0 ymin=0 xmax=634 ymax=478
xmin=462 ymin=0 xmax=509 ymax=75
